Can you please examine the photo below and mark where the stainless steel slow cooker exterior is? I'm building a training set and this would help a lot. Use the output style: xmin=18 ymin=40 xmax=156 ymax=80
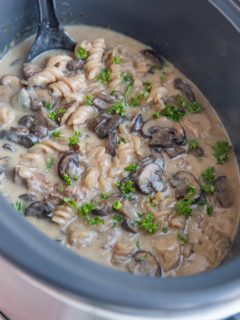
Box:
xmin=0 ymin=1 xmax=240 ymax=319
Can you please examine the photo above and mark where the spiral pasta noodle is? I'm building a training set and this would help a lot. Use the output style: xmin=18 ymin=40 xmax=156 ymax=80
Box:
xmin=85 ymin=38 xmax=106 ymax=80
xmin=52 ymin=204 xmax=75 ymax=225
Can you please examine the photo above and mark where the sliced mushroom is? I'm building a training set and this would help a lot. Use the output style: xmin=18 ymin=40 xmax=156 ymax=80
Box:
xmin=58 ymin=152 xmax=85 ymax=182
xmin=29 ymin=124 xmax=48 ymax=139
xmin=141 ymin=49 xmax=164 ymax=68
xmin=142 ymin=117 xmax=186 ymax=149
xmin=137 ymin=162 xmax=165 ymax=195
xmin=19 ymin=193 xmax=37 ymax=203
xmin=107 ymin=131 xmax=118 ymax=156
xmin=94 ymin=114 xmax=124 ymax=139
xmin=138 ymin=154 xmax=165 ymax=170
xmin=23 ymin=63 xmax=42 ymax=79
xmin=66 ymin=59 xmax=84 ymax=72
xmin=189 ymin=146 xmax=204 ymax=158
xmin=0 ymin=128 xmax=39 ymax=148
xmin=121 ymin=218 xmax=138 ymax=233
xmin=25 ymin=201 xmax=54 ymax=218
xmin=19 ymin=115 xmax=35 ymax=128
xmin=2 ymin=143 xmax=16 ymax=152
xmin=131 ymin=114 xmax=143 ymax=132
xmin=127 ymin=250 xmax=161 ymax=277
xmin=93 ymin=92 xmax=115 ymax=110
xmin=174 ymin=78 xmax=195 ymax=102
xmin=0 ymin=156 xmax=9 ymax=184
xmin=169 ymin=171 xmax=201 ymax=201
xmin=36 ymin=107 xmax=58 ymax=130
xmin=215 ymin=176 xmax=233 ymax=208
xmin=92 ymin=193 xmax=121 ymax=217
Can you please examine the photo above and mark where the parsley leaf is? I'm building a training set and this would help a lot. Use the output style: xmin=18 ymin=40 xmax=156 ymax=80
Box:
xmin=100 ymin=192 xmax=111 ymax=200
xmin=43 ymin=101 xmax=53 ymax=111
xmin=207 ymin=204 xmax=214 ymax=216
xmin=113 ymin=214 xmax=123 ymax=225
xmin=107 ymin=100 xmax=126 ymax=116
xmin=113 ymin=200 xmax=122 ymax=210
xmin=138 ymin=212 xmax=159 ymax=234
xmin=79 ymin=202 xmax=97 ymax=217
xmin=152 ymin=111 xmax=161 ymax=119
xmin=188 ymin=139 xmax=199 ymax=150
xmin=85 ymin=94 xmax=94 ymax=105
xmin=177 ymin=233 xmax=189 ymax=244
xmin=161 ymin=104 xmax=185 ymax=121
xmin=63 ymin=197 xmax=78 ymax=209
xmin=87 ymin=216 xmax=104 ymax=225
xmin=13 ymin=200 xmax=27 ymax=214
xmin=175 ymin=185 xmax=196 ymax=217
xmin=68 ymin=131 xmax=81 ymax=147
xmin=97 ymin=68 xmax=111 ymax=84
xmin=63 ymin=174 xmax=72 ymax=186
xmin=162 ymin=226 xmax=168 ymax=233
xmin=46 ymin=157 xmax=55 ymax=169
xmin=51 ymin=130 xmax=63 ymax=138
xmin=121 ymin=72 xmax=134 ymax=96
xmin=213 ymin=140 xmax=232 ymax=165
xmin=114 ymin=56 xmax=123 ymax=64
xmin=76 ymin=47 xmax=89 ymax=60
xmin=117 ymin=179 xmax=136 ymax=198
xmin=201 ymin=167 xmax=216 ymax=194
xmin=177 ymin=96 xmax=203 ymax=113
xmin=124 ymin=163 xmax=137 ymax=172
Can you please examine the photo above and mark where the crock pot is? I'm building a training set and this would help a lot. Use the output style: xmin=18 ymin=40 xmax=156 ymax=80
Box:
xmin=0 ymin=1 xmax=240 ymax=319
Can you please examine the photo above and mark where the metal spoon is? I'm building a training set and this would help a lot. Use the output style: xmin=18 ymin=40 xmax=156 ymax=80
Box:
xmin=26 ymin=0 xmax=76 ymax=62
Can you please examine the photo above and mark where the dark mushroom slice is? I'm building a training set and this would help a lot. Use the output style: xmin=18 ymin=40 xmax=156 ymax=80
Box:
xmin=107 ymin=131 xmax=118 ymax=157
xmin=93 ymin=92 xmax=116 ymax=110
xmin=121 ymin=218 xmax=138 ymax=233
xmin=189 ymin=146 xmax=204 ymax=158
xmin=127 ymin=250 xmax=161 ymax=277
xmin=29 ymin=124 xmax=48 ymax=139
xmin=174 ymin=78 xmax=195 ymax=102
xmin=19 ymin=193 xmax=37 ymax=203
xmin=0 ymin=128 xmax=39 ymax=148
xmin=23 ymin=63 xmax=42 ymax=79
xmin=95 ymin=114 xmax=124 ymax=139
xmin=142 ymin=117 xmax=186 ymax=148
xmin=165 ymin=145 xmax=186 ymax=159
xmin=2 ymin=143 xmax=16 ymax=152
xmin=138 ymin=154 xmax=165 ymax=170
xmin=215 ymin=176 xmax=233 ymax=208
xmin=19 ymin=115 xmax=35 ymax=128
xmin=141 ymin=49 xmax=164 ymax=68
xmin=66 ymin=59 xmax=84 ymax=72
xmin=36 ymin=107 xmax=58 ymax=130
xmin=169 ymin=171 xmax=201 ymax=202
xmin=25 ymin=201 xmax=54 ymax=218
xmin=137 ymin=162 xmax=166 ymax=195
xmin=131 ymin=114 xmax=143 ymax=132
xmin=92 ymin=193 xmax=121 ymax=216
xmin=58 ymin=152 xmax=85 ymax=182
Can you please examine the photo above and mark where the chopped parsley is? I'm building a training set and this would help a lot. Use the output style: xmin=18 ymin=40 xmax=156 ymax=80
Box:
xmin=161 ymin=104 xmax=185 ymax=121
xmin=201 ymin=167 xmax=216 ymax=194
xmin=177 ymin=233 xmax=189 ymax=244
xmin=58 ymin=185 xmax=65 ymax=193
xmin=113 ymin=200 xmax=122 ymax=210
xmin=124 ymin=163 xmax=137 ymax=172
xmin=51 ymin=130 xmax=63 ymax=138
xmin=188 ymin=139 xmax=199 ymax=150
xmin=130 ymin=93 xmax=143 ymax=107
xmin=46 ymin=157 xmax=55 ymax=169
xmin=213 ymin=140 xmax=232 ymax=165
xmin=87 ymin=216 xmax=104 ymax=225
xmin=117 ymin=179 xmax=136 ymax=198
xmin=43 ymin=101 xmax=53 ymax=111
xmin=162 ymin=226 xmax=168 ymax=233
xmin=121 ymin=72 xmax=134 ymax=96
xmin=63 ymin=174 xmax=72 ymax=186
xmin=48 ymin=108 xmax=66 ymax=122
xmin=113 ymin=214 xmax=123 ymax=225
xmin=143 ymin=81 xmax=152 ymax=98
xmin=97 ymin=68 xmax=111 ymax=84
xmin=85 ymin=94 xmax=94 ymax=105
xmin=118 ymin=137 xmax=128 ymax=144
xmin=68 ymin=130 xmax=81 ymax=147
xmin=79 ymin=202 xmax=97 ymax=217
xmin=13 ymin=200 xmax=27 ymax=214
xmin=76 ymin=47 xmax=89 ymax=60
xmin=177 ymin=96 xmax=203 ymax=113
xmin=114 ymin=56 xmax=123 ymax=64
xmin=63 ymin=197 xmax=78 ymax=209
xmin=160 ymin=71 xmax=168 ymax=82
xmin=175 ymin=185 xmax=196 ymax=217
xmin=148 ymin=195 xmax=157 ymax=208
xmin=138 ymin=212 xmax=159 ymax=234
xmin=108 ymin=100 xmax=126 ymax=116
xmin=207 ymin=204 xmax=214 ymax=216
xmin=152 ymin=111 xmax=161 ymax=119
xmin=100 ymin=192 xmax=111 ymax=200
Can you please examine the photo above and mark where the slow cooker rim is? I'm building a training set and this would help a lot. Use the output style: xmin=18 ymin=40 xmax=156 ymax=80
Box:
xmin=1 ymin=196 xmax=240 ymax=312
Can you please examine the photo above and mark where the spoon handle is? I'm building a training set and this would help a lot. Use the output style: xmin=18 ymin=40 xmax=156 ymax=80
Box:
xmin=37 ymin=0 xmax=59 ymax=28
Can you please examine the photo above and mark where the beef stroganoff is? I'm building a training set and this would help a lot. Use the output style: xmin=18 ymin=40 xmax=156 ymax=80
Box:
xmin=0 ymin=26 xmax=239 ymax=277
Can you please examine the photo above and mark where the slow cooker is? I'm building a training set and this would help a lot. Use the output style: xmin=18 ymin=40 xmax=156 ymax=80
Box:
xmin=0 ymin=1 xmax=240 ymax=319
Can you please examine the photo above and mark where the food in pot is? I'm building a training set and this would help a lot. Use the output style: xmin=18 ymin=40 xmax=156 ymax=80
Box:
xmin=0 ymin=25 xmax=239 ymax=277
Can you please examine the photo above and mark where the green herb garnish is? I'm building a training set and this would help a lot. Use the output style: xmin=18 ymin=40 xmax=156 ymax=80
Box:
xmin=87 ymin=216 xmax=104 ymax=225
xmin=207 ymin=204 xmax=214 ymax=216
xmin=85 ymin=94 xmax=94 ymax=105
xmin=177 ymin=233 xmax=189 ymax=244
xmin=162 ymin=226 xmax=168 ymax=233
xmin=76 ymin=47 xmax=89 ymax=60
xmin=148 ymin=195 xmax=157 ymax=208
xmin=108 ymin=100 xmax=126 ymax=116
xmin=51 ymin=130 xmax=63 ymax=138
xmin=58 ymin=185 xmax=65 ymax=193
xmin=68 ymin=130 xmax=81 ymax=147
xmin=153 ymin=111 xmax=161 ymax=119
xmin=117 ymin=179 xmax=136 ymax=198
xmin=130 ymin=93 xmax=143 ymax=107
xmin=121 ymin=72 xmax=134 ymax=96
xmin=161 ymin=104 xmax=185 ymax=121
xmin=63 ymin=174 xmax=72 ymax=186
xmin=213 ymin=140 xmax=232 ymax=165
xmin=114 ymin=56 xmax=123 ymax=64
xmin=118 ymin=137 xmax=128 ymax=144
xmin=100 ymin=192 xmax=111 ymax=200
xmin=43 ymin=101 xmax=53 ymax=111
xmin=177 ymin=96 xmax=203 ymax=113
xmin=63 ymin=197 xmax=78 ymax=209
xmin=46 ymin=157 xmax=55 ymax=169
xmin=138 ymin=212 xmax=159 ymax=234
xmin=113 ymin=214 xmax=123 ymax=225
xmin=124 ymin=163 xmax=137 ymax=172
xmin=97 ymin=68 xmax=111 ymax=84
xmin=201 ymin=167 xmax=216 ymax=194
xmin=79 ymin=202 xmax=97 ymax=217
xmin=13 ymin=201 xmax=27 ymax=214
xmin=143 ymin=81 xmax=152 ymax=98
xmin=188 ymin=139 xmax=199 ymax=150
xmin=175 ymin=185 xmax=196 ymax=217
xmin=113 ymin=200 xmax=122 ymax=210
xmin=48 ymin=108 xmax=66 ymax=122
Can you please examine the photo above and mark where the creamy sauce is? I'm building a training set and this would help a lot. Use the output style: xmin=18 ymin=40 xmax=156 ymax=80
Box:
xmin=0 ymin=25 xmax=239 ymax=277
